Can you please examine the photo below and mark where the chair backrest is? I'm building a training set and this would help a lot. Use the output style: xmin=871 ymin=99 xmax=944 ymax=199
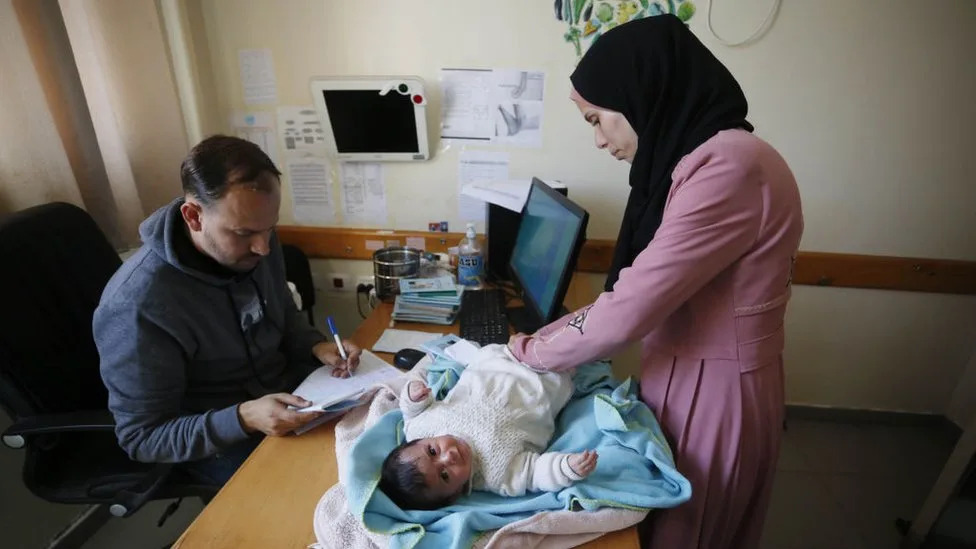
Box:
xmin=0 ymin=203 xmax=121 ymax=418
xmin=281 ymin=243 xmax=315 ymax=313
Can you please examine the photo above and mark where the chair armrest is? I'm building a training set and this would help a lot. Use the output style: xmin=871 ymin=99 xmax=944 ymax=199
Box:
xmin=110 ymin=462 xmax=174 ymax=517
xmin=4 ymin=411 xmax=178 ymax=517
xmin=3 ymin=410 xmax=115 ymax=438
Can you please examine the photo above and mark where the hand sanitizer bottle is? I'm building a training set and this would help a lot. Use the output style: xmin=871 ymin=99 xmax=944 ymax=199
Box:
xmin=457 ymin=223 xmax=483 ymax=287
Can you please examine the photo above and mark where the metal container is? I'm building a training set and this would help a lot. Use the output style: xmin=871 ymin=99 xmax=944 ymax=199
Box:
xmin=372 ymin=246 xmax=422 ymax=302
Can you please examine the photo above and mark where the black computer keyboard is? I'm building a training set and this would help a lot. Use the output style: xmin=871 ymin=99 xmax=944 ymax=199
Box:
xmin=458 ymin=289 xmax=510 ymax=346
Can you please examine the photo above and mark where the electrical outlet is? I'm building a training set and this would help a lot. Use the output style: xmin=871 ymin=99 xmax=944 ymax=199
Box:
xmin=356 ymin=275 xmax=374 ymax=290
xmin=327 ymin=273 xmax=351 ymax=292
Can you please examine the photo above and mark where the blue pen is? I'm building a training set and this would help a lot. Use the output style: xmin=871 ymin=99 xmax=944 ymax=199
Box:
xmin=326 ymin=316 xmax=350 ymax=366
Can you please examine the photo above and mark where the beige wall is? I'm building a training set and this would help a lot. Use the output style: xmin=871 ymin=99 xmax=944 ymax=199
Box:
xmin=60 ymin=0 xmax=190 ymax=241
xmin=1 ymin=0 xmax=191 ymax=245
xmin=178 ymin=1 xmax=976 ymax=414
xmin=192 ymin=0 xmax=976 ymax=258
xmin=0 ymin=1 xmax=83 ymax=214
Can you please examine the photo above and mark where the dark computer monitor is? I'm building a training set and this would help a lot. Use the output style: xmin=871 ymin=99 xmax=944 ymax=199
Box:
xmin=485 ymin=179 xmax=567 ymax=283
xmin=507 ymin=179 xmax=589 ymax=334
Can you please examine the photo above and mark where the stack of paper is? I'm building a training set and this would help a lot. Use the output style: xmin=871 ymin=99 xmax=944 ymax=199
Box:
xmin=392 ymin=276 xmax=464 ymax=325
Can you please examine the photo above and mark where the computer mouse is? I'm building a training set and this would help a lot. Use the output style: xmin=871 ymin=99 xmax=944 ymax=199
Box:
xmin=393 ymin=348 xmax=427 ymax=370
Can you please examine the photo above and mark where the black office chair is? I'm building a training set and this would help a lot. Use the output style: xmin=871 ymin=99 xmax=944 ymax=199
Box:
xmin=282 ymin=243 xmax=316 ymax=326
xmin=0 ymin=202 xmax=216 ymax=546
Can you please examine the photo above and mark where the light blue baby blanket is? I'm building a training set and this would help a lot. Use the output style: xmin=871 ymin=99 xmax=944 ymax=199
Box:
xmin=342 ymin=359 xmax=691 ymax=549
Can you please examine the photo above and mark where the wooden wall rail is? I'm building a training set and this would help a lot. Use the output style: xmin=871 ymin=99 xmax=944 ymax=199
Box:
xmin=277 ymin=226 xmax=976 ymax=296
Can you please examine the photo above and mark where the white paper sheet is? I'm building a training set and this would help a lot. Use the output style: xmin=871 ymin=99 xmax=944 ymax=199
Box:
xmin=491 ymin=69 xmax=545 ymax=147
xmin=340 ymin=163 xmax=387 ymax=225
xmin=445 ymin=339 xmax=482 ymax=366
xmin=277 ymin=105 xmax=327 ymax=155
xmin=441 ymin=68 xmax=545 ymax=148
xmin=441 ymin=69 xmax=494 ymax=142
xmin=372 ymin=329 xmax=444 ymax=353
xmin=293 ymin=351 xmax=402 ymax=412
xmin=458 ymin=150 xmax=509 ymax=221
xmin=231 ymin=112 xmax=278 ymax=167
xmin=238 ymin=49 xmax=277 ymax=105
xmin=461 ymin=178 xmax=568 ymax=213
xmin=286 ymin=158 xmax=335 ymax=225
xmin=461 ymin=178 xmax=532 ymax=213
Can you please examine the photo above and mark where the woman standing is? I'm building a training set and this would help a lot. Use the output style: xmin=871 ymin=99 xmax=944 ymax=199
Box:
xmin=508 ymin=15 xmax=803 ymax=549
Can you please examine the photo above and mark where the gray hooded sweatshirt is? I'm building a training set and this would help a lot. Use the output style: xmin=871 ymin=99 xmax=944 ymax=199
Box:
xmin=94 ymin=199 xmax=325 ymax=463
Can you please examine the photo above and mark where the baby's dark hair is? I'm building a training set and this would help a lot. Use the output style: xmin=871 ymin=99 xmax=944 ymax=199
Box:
xmin=379 ymin=439 xmax=459 ymax=510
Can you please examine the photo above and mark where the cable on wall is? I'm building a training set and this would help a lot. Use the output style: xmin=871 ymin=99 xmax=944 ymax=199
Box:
xmin=706 ymin=0 xmax=782 ymax=47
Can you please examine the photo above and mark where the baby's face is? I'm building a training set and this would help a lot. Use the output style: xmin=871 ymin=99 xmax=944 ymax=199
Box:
xmin=400 ymin=435 xmax=473 ymax=502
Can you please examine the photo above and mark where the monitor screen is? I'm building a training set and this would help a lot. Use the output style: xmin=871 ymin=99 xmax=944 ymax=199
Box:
xmin=508 ymin=180 xmax=588 ymax=331
xmin=321 ymin=90 xmax=419 ymax=154
xmin=310 ymin=76 xmax=430 ymax=161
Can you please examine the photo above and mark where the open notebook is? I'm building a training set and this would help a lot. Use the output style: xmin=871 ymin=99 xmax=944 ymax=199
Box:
xmin=291 ymin=350 xmax=403 ymax=434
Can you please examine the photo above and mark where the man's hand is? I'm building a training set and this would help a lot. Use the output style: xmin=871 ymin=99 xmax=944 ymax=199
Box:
xmin=568 ymin=450 xmax=599 ymax=478
xmin=237 ymin=393 xmax=323 ymax=436
xmin=312 ymin=340 xmax=362 ymax=378
xmin=407 ymin=381 xmax=430 ymax=402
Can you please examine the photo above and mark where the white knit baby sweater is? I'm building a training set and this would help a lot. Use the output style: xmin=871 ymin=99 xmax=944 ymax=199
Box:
xmin=400 ymin=344 xmax=579 ymax=497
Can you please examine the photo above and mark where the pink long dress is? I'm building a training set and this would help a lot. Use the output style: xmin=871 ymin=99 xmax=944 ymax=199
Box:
xmin=509 ymin=129 xmax=803 ymax=549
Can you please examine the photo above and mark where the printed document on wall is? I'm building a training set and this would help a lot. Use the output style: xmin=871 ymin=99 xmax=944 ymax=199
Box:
xmin=440 ymin=68 xmax=544 ymax=148
xmin=231 ymin=112 xmax=278 ymax=167
xmin=277 ymin=106 xmax=327 ymax=156
xmin=441 ymin=69 xmax=494 ymax=143
xmin=286 ymin=158 xmax=335 ymax=225
xmin=492 ymin=69 xmax=544 ymax=147
xmin=238 ymin=49 xmax=277 ymax=105
xmin=458 ymin=150 xmax=509 ymax=221
xmin=340 ymin=163 xmax=387 ymax=225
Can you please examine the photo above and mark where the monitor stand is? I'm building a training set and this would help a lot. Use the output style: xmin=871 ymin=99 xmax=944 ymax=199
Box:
xmin=506 ymin=305 xmax=570 ymax=335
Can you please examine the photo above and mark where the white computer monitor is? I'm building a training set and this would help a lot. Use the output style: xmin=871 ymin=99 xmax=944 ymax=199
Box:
xmin=309 ymin=76 xmax=430 ymax=162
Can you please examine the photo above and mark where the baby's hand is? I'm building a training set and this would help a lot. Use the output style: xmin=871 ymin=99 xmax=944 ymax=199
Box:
xmin=407 ymin=381 xmax=430 ymax=402
xmin=568 ymin=450 xmax=598 ymax=478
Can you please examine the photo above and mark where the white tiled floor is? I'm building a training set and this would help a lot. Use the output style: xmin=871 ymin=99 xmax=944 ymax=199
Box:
xmin=1 ymin=414 xmax=956 ymax=548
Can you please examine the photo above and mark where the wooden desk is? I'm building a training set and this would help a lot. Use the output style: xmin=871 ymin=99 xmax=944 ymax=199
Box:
xmin=173 ymin=302 xmax=639 ymax=548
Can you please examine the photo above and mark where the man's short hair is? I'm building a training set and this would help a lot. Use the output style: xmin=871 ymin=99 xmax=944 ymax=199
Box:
xmin=180 ymin=135 xmax=282 ymax=207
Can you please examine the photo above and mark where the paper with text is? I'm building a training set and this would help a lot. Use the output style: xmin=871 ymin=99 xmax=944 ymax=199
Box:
xmin=238 ymin=49 xmax=277 ymax=105
xmin=277 ymin=106 xmax=327 ymax=155
xmin=441 ymin=68 xmax=545 ymax=148
xmin=340 ymin=163 xmax=387 ymax=225
xmin=458 ymin=150 xmax=509 ymax=221
xmin=286 ymin=158 xmax=335 ymax=225
xmin=231 ymin=112 xmax=278 ymax=167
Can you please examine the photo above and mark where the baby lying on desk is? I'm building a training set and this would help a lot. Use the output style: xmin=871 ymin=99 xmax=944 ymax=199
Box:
xmin=379 ymin=344 xmax=599 ymax=510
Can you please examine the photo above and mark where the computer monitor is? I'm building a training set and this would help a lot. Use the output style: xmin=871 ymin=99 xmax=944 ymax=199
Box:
xmin=485 ymin=179 xmax=567 ymax=283
xmin=309 ymin=76 xmax=430 ymax=161
xmin=507 ymin=179 xmax=589 ymax=334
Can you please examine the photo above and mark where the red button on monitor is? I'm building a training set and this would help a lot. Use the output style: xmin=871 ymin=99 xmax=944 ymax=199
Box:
xmin=412 ymin=94 xmax=424 ymax=104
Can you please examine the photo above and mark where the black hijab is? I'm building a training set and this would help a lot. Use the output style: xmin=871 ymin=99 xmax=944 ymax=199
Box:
xmin=571 ymin=15 xmax=753 ymax=291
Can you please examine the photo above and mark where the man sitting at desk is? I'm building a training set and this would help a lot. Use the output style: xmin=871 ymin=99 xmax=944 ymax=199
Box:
xmin=94 ymin=135 xmax=361 ymax=484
